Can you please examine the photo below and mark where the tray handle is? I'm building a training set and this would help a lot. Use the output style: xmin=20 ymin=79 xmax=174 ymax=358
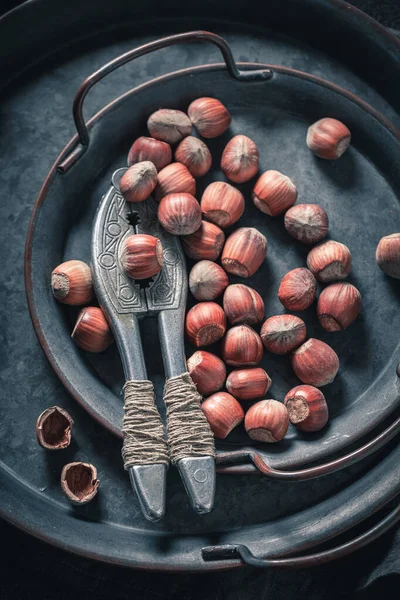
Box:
xmin=57 ymin=31 xmax=272 ymax=173
xmin=216 ymin=413 xmax=400 ymax=479
xmin=202 ymin=503 xmax=400 ymax=568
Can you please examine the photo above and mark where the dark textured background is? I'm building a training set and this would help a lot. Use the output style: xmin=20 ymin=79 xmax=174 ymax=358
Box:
xmin=0 ymin=1 xmax=399 ymax=598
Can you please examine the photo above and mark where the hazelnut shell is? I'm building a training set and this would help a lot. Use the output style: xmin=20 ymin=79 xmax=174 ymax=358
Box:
xmin=291 ymin=338 xmax=339 ymax=387
xmin=201 ymin=392 xmax=244 ymax=439
xmin=36 ymin=406 xmax=74 ymax=450
xmin=245 ymin=399 xmax=289 ymax=443
xmin=61 ymin=462 xmax=100 ymax=505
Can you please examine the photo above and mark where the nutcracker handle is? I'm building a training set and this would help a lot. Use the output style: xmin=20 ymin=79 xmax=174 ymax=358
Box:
xmin=57 ymin=30 xmax=271 ymax=172
xmin=158 ymin=310 xmax=216 ymax=515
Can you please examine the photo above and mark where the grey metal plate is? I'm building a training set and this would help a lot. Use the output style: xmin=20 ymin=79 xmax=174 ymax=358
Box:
xmin=1 ymin=0 xmax=399 ymax=570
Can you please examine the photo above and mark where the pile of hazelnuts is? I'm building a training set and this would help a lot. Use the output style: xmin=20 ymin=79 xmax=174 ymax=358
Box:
xmin=50 ymin=98 xmax=400 ymax=447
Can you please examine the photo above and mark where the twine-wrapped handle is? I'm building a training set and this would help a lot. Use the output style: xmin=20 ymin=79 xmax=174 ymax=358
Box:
xmin=122 ymin=379 xmax=169 ymax=469
xmin=164 ymin=372 xmax=215 ymax=465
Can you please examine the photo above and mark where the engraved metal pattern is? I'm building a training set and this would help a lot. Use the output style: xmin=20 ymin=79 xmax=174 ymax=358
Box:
xmin=92 ymin=169 xmax=187 ymax=318
xmin=93 ymin=188 xmax=146 ymax=315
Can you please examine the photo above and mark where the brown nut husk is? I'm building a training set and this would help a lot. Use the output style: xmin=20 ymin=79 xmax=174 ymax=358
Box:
xmin=36 ymin=406 xmax=74 ymax=450
xmin=61 ymin=462 xmax=100 ymax=505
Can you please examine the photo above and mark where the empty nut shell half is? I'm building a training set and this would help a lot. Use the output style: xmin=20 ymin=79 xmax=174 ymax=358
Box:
xmin=61 ymin=462 xmax=100 ymax=505
xmin=36 ymin=406 xmax=74 ymax=450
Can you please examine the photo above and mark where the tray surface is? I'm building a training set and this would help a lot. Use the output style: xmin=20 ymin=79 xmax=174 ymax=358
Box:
xmin=1 ymin=2 xmax=399 ymax=569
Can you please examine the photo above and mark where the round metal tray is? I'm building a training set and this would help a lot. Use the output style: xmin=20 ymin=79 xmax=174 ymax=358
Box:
xmin=0 ymin=0 xmax=399 ymax=570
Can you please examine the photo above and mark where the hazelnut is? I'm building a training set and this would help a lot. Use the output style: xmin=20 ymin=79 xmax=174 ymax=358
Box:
xmin=120 ymin=234 xmax=163 ymax=279
xmin=201 ymin=392 xmax=244 ymax=439
xmin=244 ymin=399 xmax=289 ymax=443
xmin=36 ymin=406 xmax=74 ymax=450
xmin=158 ymin=193 xmax=202 ymax=235
xmin=317 ymin=282 xmax=361 ymax=331
xmin=51 ymin=260 xmax=94 ymax=306
xmin=376 ymin=233 xmax=400 ymax=279
xmin=221 ymin=227 xmax=267 ymax=277
xmin=71 ymin=306 xmax=114 ymax=353
xmin=284 ymin=203 xmax=329 ymax=244
xmin=155 ymin=162 xmax=196 ymax=201
xmin=147 ymin=108 xmax=192 ymax=144
xmin=278 ymin=267 xmax=317 ymax=311
xmin=181 ymin=220 xmax=225 ymax=261
xmin=261 ymin=314 xmax=306 ymax=355
xmin=291 ymin=338 xmax=339 ymax=387
xmin=307 ymin=240 xmax=351 ymax=282
xmin=188 ymin=97 xmax=231 ymax=138
xmin=221 ymin=135 xmax=259 ymax=183
xmin=127 ymin=136 xmax=172 ymax=171
xmin=226 ymin=368 xmax=271 ymax=401
xmin=223 ymin=284 xmax=264 ymax=325
xmin=200 ymin=181 xmax=245 ymax=228
xmin=306 ymin=117 xmax=351 ymax=160
xmin=185 ymin=302 xmax=226 ymax=347
xmin=252 ymin=170 xmax=297 ymax=216
xmin=175 ymin=136 xmax=212 ymax=177
xmin=189 ymin=260 xmax=229 ymax=301
xmin=119 ymin=161 xmax=157 ymax=202
xmin=284 ymin=385 xmax=328 ymax=432
xmin=221 ymin=324 xmax=263 ymax=367
xmin=61 ymin=462 xmax=100 ymax=505
xmin=187 ymin=350 xmax=226 ymax=396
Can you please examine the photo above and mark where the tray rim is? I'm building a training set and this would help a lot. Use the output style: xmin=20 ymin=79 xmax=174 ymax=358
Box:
xmin=0 ymin=440 xmax=399 ymax=571
xmin=25 ymin=61 xmax=400 ymax=466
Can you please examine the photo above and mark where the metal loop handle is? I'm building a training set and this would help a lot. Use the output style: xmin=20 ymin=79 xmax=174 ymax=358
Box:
xmin=202 ymin=503 xmax=400 ymax=568
xmin=58 ymin=31 xmax=271 ymax=172
xmin=216 ymin=413 xmax=400 ymax=479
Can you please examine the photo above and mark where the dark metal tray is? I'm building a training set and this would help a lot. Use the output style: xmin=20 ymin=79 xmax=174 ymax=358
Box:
xmin=1 ymin=0 xmax=399 ymax=570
